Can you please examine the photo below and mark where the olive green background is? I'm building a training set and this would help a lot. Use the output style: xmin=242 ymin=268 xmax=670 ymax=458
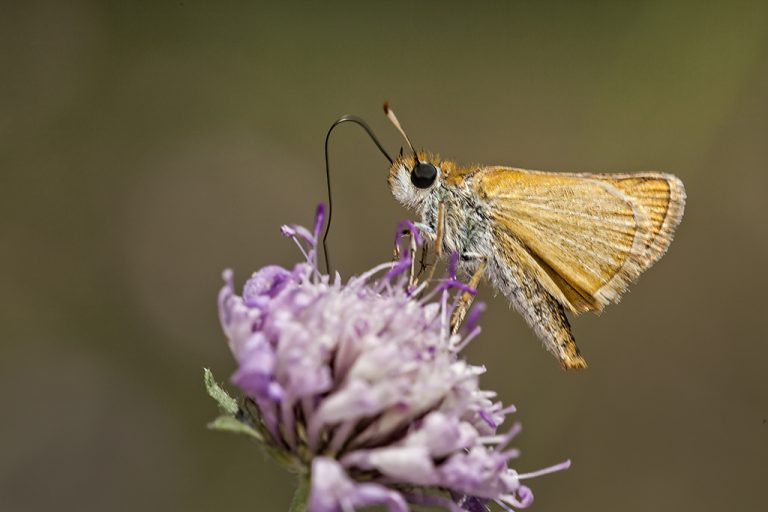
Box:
xmin=2 ymin=1 xmax=767 ymax=511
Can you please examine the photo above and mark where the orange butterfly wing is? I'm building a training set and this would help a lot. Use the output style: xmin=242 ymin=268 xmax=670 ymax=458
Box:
xmin=475 ymin=167 xmax=685 ymax=313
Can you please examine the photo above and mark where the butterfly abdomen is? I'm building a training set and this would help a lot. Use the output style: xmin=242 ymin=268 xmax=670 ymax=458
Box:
xmin=485 ymin=240 xmax=588 ymax=370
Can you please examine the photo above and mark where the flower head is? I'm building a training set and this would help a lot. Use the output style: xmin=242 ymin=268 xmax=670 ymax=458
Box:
xmin=213 ymin=205 xmax=569 ymax=511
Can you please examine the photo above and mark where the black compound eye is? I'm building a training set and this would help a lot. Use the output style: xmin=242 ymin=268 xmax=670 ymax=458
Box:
xmin=410 ymin=162 xmax=437 ymax=189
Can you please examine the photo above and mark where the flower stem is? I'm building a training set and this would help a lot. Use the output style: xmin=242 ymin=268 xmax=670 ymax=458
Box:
xmin=288 ymin=473 xmax=310 ymax=512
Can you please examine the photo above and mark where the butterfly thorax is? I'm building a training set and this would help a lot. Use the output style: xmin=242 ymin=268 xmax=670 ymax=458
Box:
xmin=388 ymin=154 xmax=493 ymax=263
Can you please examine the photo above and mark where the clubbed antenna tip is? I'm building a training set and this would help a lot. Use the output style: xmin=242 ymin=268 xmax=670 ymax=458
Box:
xmin=383 ymin=102 xmax=416 ymax=155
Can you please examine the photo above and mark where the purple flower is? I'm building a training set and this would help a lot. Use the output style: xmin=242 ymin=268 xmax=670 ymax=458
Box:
xmin=213 ymin=205 xmax=570 ymax=511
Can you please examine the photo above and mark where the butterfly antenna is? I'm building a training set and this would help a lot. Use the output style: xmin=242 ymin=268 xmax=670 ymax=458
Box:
xmin=324 ymin=115 xmax=393 ymax=274
xmin=383 ymin=102 xmax=418 ymax=158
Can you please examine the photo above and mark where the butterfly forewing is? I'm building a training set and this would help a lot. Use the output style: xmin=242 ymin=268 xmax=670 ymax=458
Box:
xmin=603 ymin=174 xmax=686 ymax=259
xmin=476 ymin=167 xmax=686 ymax=313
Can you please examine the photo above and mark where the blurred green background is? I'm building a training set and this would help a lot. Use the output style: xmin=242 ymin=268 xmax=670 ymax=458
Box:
xmin=2 ymin=1 xmax=767 ymax=511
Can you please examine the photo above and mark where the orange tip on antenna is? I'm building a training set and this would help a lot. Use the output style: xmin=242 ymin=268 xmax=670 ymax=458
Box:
xmin=383 ymin=103 xmax=416 ymax=155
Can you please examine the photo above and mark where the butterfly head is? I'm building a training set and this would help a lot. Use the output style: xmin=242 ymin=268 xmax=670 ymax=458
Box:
xmin=383 ymin=103 xmax=445 ymax=210
xmin=388 ymin=151 xmax=443 ymax=210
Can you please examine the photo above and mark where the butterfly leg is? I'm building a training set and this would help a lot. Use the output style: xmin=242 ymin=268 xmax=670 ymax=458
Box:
xmin=424 ymin=202 xmax=445 ymax=283
xmin=392 ymin=228 xmax=420 ymax=287
xmin=409 ymin=222 xmax=436 ymax=284
xmin=414 ymin=239 xmax=431 ymax=283
xmin=449 ymin=255 xmax=486 ymax=335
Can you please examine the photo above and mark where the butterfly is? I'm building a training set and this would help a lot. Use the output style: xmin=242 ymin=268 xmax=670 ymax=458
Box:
xmin=383 ymin=103 xmax=686 ymax=369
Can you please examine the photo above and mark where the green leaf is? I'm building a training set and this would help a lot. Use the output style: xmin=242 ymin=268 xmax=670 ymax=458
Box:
xmin=207 ymin=415 xmax=263 ymax=441
xmin=203 ymin=368 xmax=238 ymax=415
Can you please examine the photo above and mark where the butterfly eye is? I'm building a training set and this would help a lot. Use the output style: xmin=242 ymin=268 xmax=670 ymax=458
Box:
xmin=410 ymin=162 xmax=437 ymax=189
